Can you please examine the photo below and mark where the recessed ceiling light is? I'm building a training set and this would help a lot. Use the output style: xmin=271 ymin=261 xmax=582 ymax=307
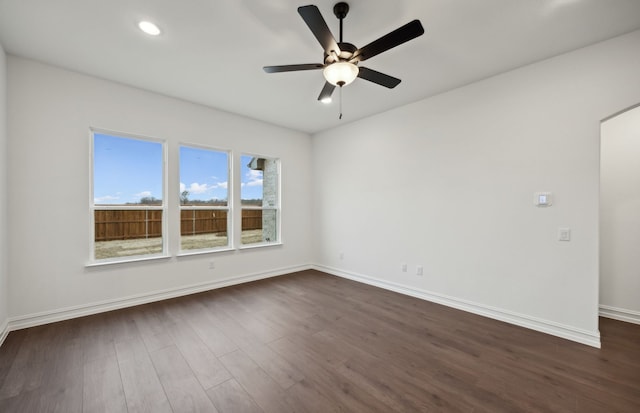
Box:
xmin=138 ymin=21 xmax=161 ymax=36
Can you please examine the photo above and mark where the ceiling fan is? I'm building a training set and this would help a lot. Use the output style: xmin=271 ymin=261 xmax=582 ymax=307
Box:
xmin=263 ymin=2 xmax=424 ymax=105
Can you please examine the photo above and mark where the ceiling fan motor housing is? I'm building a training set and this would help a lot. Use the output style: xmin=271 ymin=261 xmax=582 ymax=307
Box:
xmin=324 ymin=42 xmax=357 ymax=64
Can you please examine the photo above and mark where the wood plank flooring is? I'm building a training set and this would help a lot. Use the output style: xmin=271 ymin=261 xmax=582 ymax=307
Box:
xmin=0 ymin=269 xmax=639 ymax=412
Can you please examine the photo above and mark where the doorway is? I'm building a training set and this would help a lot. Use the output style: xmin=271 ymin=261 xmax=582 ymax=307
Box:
xmin=599 ymin=104 xmax=640 ymax=325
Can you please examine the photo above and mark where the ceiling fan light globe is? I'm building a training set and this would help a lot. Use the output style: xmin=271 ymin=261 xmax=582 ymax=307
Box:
xmin=323 ymin=62 xmax=359 ymax=86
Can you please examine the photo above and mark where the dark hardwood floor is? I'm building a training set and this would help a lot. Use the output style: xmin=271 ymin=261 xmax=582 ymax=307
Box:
xmin=0 ymin=270 xmax=639 ymax=412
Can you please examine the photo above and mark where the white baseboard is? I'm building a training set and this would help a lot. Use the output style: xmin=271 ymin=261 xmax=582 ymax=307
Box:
xmin=600 ymin=305 xmax=640 ymax=325
xmin=0 ymin=318 xmax=8 ymax=348
xmin=6 ymin=264 xmax=311 ymax=333
xmin=313 ymin=264 xmax=601 ymax=348
xmin=1 ymin=264 xmax=604 ymax=350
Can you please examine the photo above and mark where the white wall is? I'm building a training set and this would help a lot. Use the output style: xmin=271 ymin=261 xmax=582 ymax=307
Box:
xmin=600 ymin=105 xmax=640 ymax=324
xmin=0 ymin=43 xmax=8 ymax=342
xmin=312 ymin=30 xmax=640 ymax=347
xmin=6 ymin=32 xmax=640 ymax=348
xmin=6 ymin=57 xmax=312 ymax=325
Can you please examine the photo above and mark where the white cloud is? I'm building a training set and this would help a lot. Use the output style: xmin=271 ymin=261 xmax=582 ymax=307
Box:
xmin=94 ymin=195 xmax=120 ymax=203
xmin=244 ymin=170 xmax=263 ymax=187
xmin=134 ymin=191 xmax=152 ymax=198
xmin=180 ymin=181 xmax=228 ymax=197
xmin=247 ymin=169 xmax=261 ymax=179
xmin=187 ymin=182 xmax=209 ymax=194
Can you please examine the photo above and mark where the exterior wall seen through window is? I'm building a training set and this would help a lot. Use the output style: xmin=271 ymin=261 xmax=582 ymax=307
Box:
xmin=241 ymin=155 xmax=280 ymax=245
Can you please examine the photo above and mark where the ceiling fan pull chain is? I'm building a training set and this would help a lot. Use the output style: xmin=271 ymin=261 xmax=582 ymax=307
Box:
xmin=339 ymin=86 xmax=343 ymax=120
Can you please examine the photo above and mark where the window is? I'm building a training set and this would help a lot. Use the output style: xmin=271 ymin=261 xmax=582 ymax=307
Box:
xmin=179 ymin=145 xmax=230 ymax=252
xmin=91 ymin=131 xmax=166 ymax=261
xmin=90 ymin=132 xmax=279 ymax=261
xmin=241 ymin=154 xmax=280 ymax=245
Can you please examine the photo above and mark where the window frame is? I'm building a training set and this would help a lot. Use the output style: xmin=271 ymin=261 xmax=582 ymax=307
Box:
xmin=88 ymin=128 xmax=169 ymax=265
xmin=239 ymin=153 xmax=282 ymax=249
xmin=177 ymin=143 xmax=233 ymax=256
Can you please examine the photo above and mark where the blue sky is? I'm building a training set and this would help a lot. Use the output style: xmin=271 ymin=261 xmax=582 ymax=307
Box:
xmin=180 ymin=146 xmax=229 ymax=203
xmin=93 ymin=133 xmax=163 ymax=204
xmin=93 ymin=133 xmax=263 ymax=204
xmin=240 ymin=155 xmax=263 ymax=200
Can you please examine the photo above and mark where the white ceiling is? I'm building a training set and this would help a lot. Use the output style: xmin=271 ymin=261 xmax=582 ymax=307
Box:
xmin=1 ymin=0 xmax=640 ymax=134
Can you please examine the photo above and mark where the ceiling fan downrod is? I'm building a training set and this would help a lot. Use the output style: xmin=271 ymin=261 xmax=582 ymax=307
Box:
xmin=334 ymin=2 xmax=349 ymax=119
xmin=333 ymin=2 xmax=349 ymax=43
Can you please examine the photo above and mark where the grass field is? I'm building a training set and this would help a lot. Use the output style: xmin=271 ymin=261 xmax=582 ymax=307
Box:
xmin=95 ymin=230 xmax=265 ymax=259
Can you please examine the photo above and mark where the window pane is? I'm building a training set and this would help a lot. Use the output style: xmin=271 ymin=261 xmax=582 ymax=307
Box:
xmin=179 ymin=146 xmax=229 ymax=251
xmin=241 ymin=154 xmax=279 ymax=245
xmin=94 ymin=134 xmax=163 ymax=205
xmin=241 ymin=209 xmax=277 ymax=245
xmin=92 ymin=132 xmax=165 ymax=261
xmin=94 ymin=209 xmax=163 ymax=259
xmin=180 ymin=146 xmax=228 ymax=206
xmin=241 ymin=208 xmax=262 ymax=244
xmin=180 ymin=209 xmax=229 ymax=250
xmin=241 ymin=155 xmax=263 ymax=206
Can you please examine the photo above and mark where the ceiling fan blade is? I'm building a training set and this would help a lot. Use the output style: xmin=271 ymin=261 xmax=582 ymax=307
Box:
xmin=351 ymin=20 xmax=424 ymax=62
xmin=317 ymin=82 xmax=336 ymax=101
xmin=298 ymin=5 xmax=341 ymax=55
xmin=263 ymin=64 xmax=324 ymax=73
xmin=357 ymin=67 xmax=401 ymax=88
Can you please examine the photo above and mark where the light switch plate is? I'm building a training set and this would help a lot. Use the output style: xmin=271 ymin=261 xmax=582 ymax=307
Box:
xmin=558 ymin=228 xmax=571 ymax=241
xmin=534 ymin=192 xmax=553 ymax=207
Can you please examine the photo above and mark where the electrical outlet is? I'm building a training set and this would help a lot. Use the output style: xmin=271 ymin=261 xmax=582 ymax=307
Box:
xmin=401 ymin=263 xmax=407 ymax=272
xmin=208 ymin=261 xmax=216 ymax=270
xmin=416 ymin=265 xmax=423 ymax=276
xmin=558 ymin=228 xmax=571 ymax=242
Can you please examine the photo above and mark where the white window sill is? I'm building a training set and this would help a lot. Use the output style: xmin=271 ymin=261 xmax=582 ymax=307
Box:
xmin=238 ymin=242 xmax=283 ymax=251
xmin=177 ymin=247 xmax=235 ymax=257
xmin=85 ymin=254 xmax=171 ymax=268
xmin=86 ymin=243 xmax=283 ymax=267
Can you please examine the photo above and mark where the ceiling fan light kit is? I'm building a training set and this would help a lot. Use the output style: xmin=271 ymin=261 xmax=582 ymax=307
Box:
xmin=323 ymin=61 xmax=359 ymax=86
xmin=263 ymin=2 xmax=424 ymax=115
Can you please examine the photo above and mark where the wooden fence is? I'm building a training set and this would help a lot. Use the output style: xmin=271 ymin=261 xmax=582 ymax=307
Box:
xmin=180 ymin=210 xmax=228 ymax=236
xmin=94 ymin=210 xmax=163 ymax=241
xmin=94 ymin=209 xmax=262 ymax=241
xmin=240 ymin=210 xmax=262 ymax=233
